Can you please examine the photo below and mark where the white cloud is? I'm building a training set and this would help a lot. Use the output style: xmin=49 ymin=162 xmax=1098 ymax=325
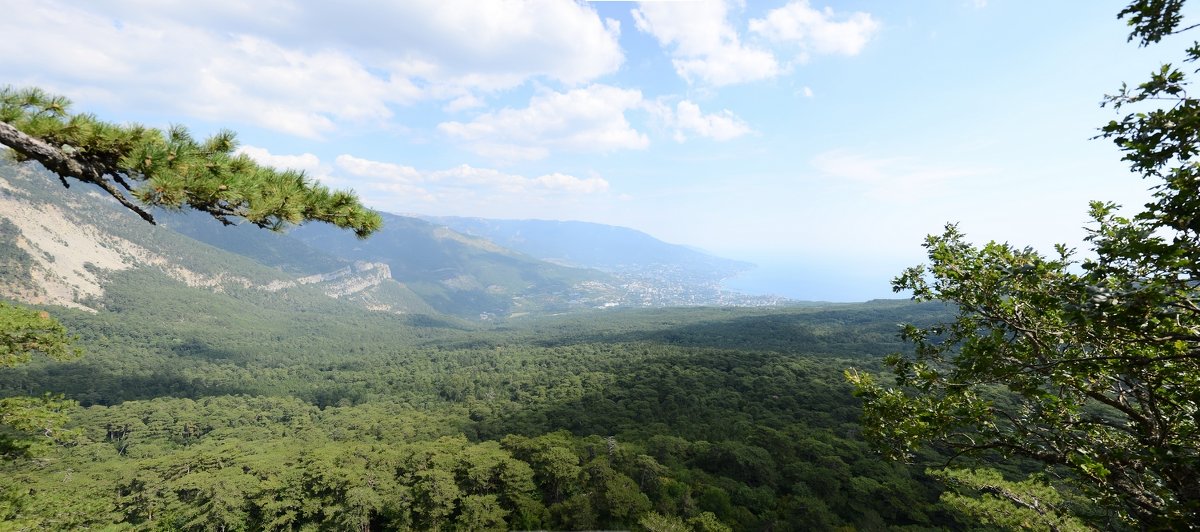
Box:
xmin=534 ymin=172 xmax=610 ymax=194
xmin=332 ymin=156 xmax=610 ymax=212
xmin=749 ymin=1 xmax=880 ymax=61
xmin=444 ymin=94 xmax=486 ymax=113
xmin=438 ymin=85 xmax=650 ymax=161
xmin=288 ymin=1 xmax=624 ymax=88
xmin=186 ymin=36 xmax=423 ymax=138
xmin=0 ymin=0 xmax=624 ymax=136
xmin=650 ymin=100 xmax=751 ymax=142
xmin=236 ymin=146 xmax=323 ymax=174
xmin=333 ymin=155 xmax=433 ymax=202
xmin=801 ymin=86 xmax=815 ymax=98
xmin=632 ymin=1 xmax=780 ymax=86
xmin=334 ymin=154 xmax=422 ymax=183
xmin=427 ymin=165 xmax=610 ymax=195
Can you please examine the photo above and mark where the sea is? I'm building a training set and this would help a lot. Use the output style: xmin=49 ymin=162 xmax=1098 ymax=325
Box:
xmin=721 ymin=258 xmax=901 ymax=303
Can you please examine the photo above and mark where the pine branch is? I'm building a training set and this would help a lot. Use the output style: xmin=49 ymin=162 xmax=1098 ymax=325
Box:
xmin=0 ymin=120 xmax=156 ymax=224
xmin=1 ymin=86 xmax=383 ymax=237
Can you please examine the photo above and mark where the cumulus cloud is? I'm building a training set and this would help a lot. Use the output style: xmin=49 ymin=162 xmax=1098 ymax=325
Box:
xmin=334 ymin=154 xmax=422 ymax=183
xmin=749 ymin=1 xmax=880 ymax=61
xmin=439 ymin=86 xmax=750 ymax=159
xmin=438 ymin=85 xmax=650 ymax=161
xmin=236 ymin=146 xmax=323 ymax=174
xmin=650 ymin=100 xmax=751 ymax=142
xmin=183 ymin=36 xmax=423 ymax=138
xmin=1 ymin=0 xmax=623 ymax=136
xmin=281 ymin=1 xmax=624 ymax=88
xmin=632 ymin=0 xmax=881 ymax=85
xmin=332 ymin=155 xmax=433 ymax=202
xmin=632 ymin=1 xmax=780 ymax=86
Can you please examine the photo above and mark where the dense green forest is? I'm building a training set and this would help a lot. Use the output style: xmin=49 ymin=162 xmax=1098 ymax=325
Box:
xmin=10 ymin=1 xmax=1198 ymax=528
xmin=0 ymin=103 xmax=969 ymax=530
xmin=0 ymin=264 xmax=961 ymax=530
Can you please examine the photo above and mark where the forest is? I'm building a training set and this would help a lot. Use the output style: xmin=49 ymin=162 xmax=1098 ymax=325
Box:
xmin=1 ymin=263 xmax=961 ymax=529
xmin=6 ymin=0 xmax=1200 ymax=529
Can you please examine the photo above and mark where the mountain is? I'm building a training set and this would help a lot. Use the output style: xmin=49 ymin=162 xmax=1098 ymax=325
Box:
xmin=173 ymin=207 xmax=777 ymax=317
xmin=287 ymin=213 xmax=619 ymax=317
xmin=0 ymin=159 xmax=783 ymax=319
xmin=422 ymin=216 xmax=753 ymax=281
xmin=156 ymin=209 xmax=346 ymax=276
xmin=0 ymin=161 xmax=432 ymax=316
xmin=420 ymin=216 xmax=763 ymax=307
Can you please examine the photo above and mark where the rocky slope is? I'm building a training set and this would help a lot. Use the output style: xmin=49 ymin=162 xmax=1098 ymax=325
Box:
xmin=0 ymin=162 xmax=429 ymax=315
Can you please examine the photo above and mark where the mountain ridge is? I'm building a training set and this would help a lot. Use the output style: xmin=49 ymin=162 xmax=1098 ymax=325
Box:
xmin=421 ymin=215 xmax=753 ymax=277
xmin=0 ymin=162 xmax=431 ymax=315
xmin=1 ymin=159 xmax=788 ymax=319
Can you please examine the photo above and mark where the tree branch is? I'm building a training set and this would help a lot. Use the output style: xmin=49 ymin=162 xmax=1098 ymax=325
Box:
xmin=0 ymin=120 xmax=155 ymax=224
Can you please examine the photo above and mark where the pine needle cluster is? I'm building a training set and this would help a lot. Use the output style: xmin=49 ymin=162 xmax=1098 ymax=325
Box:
xmin=0 ymin=86 xmax=381 ymax=237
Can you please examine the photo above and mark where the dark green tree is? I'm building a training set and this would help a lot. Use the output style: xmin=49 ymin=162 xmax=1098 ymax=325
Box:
xmin=930 ymin=468 xmax=1089 ymax=531
xmin=0 ymin=302 xmax=79 ymax=459
xmin=848 ymin=0 xmax=1200 ymax=527
xmin=0 ymin=302 xmax=77 ymax=368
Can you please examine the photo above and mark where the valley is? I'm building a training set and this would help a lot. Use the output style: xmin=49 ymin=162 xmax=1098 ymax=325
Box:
xmin=0 ymin=160 xmax=960 ymax=529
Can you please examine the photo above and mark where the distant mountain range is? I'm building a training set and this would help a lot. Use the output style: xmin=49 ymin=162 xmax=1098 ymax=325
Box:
xmin=421 ymin=216 xmax=752 ymax=278
xmin=0 ymin=160 xmax=784 ymax=318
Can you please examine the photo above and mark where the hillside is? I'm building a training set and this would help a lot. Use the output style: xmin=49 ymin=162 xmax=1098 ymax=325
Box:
xmin=0 ymin=158 xmax=788 ymax=319
xmin=0 ymin=161 xmax=433 ymax=316
xmin=0 ymin=161 xmax=695 ymax=318
xmin=287 ymin=213 xmax=618 ymax=317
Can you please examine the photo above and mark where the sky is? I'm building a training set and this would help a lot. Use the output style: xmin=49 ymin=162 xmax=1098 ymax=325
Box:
xmin=1 ymin=0 xmax=1190 ymax=300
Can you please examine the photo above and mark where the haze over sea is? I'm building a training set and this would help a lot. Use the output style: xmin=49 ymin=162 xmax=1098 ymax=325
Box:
xmin=723 ymin=257 xmax=898 ymax=302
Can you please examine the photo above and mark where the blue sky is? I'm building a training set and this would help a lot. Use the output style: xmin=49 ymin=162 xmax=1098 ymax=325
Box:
xmin=1 ymin=1 xmax=1186 ymax=300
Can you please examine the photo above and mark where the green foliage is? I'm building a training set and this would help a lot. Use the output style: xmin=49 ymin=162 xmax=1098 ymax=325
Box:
xmin=0 ymin=295 xmax=957 ymax=530
xmin=639 ymin=510 xmax=732 ymax=532
xmin=0 ymin=219 xmax=38 ymax=298
xmin=0 ymin=301 xmax=78 ymax=368
xmin=850 ymin=1 xmax=1200 ymax=528
xmin=931 ymin=468 xmax=1092 ymax=532
xmin=641 ymin=511 xmax=693 ymax=532
xmin=0 ymin=302 xmax=80 ymax=459
xmin=850 ymin=222 xmax=1200 ymax=526
xmin=0 ymin=394 xmax=76 ymax=460
xmin=0 ymin=85 xmax=381 ymax=237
